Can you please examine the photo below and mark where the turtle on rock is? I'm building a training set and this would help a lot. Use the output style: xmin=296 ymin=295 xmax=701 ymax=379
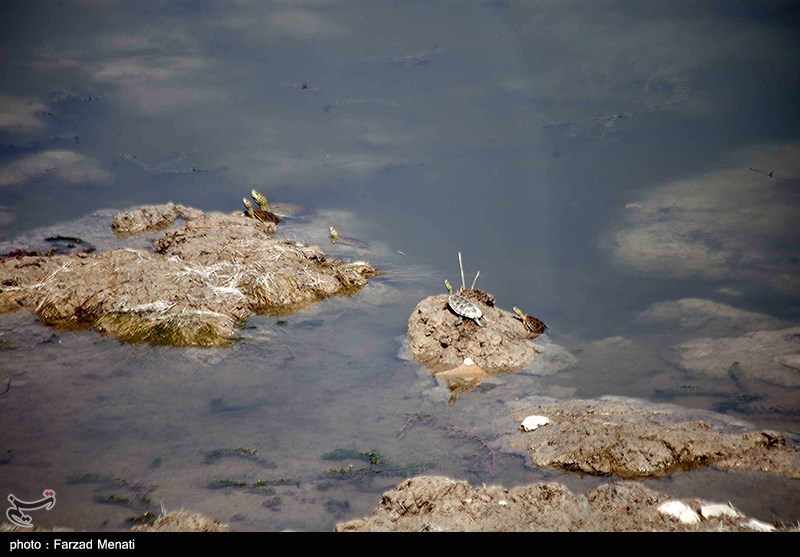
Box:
xmin=242 ymin=197 xmax=280 ymax=224
xmin=249 ymin=190 xmax=281 ymax=223
xmin=513 ymin=306 xmax=547 ymax=337
xmin=445 ymin=279 xmax=483 ymax=327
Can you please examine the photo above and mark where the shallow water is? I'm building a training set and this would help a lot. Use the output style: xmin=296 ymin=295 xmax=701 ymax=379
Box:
xmin=1 ymin=1 xmax=799 ymax=531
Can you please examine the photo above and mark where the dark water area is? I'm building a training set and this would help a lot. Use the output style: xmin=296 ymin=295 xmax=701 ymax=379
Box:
xmin=1 ymin=1 xmax=799 ymax=531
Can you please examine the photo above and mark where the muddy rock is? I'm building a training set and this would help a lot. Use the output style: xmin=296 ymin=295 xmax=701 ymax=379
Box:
xmin=407 ymin=294 xmax=542 ymax=372
xmin=669 ymin=327 xmax=800 ymax=388
xmin=503 ymin=396 xmax=800 ymax=479
xmin=334 ymin=475 xmax=786 ymax=532
xmin=111 ymin=203 xmax=205 ymax=236
xmin=1 ymin=510 xmax=228 ymax=533
xmin=0 ymin=205 xmax=377 ymax=347
xmin=130 ymin=510 xmax=228 ymax=532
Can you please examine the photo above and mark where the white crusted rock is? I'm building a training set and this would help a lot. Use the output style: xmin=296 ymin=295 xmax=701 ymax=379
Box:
xmin=745 ymin=518 xmax=775 ymax=532
xmin=657 ymin=501 xmax=701 ymax=524
xmin=520 ymin=415 xmax=550 ymax=432
xmin=700 ymin=503 xmax=741 ymax=519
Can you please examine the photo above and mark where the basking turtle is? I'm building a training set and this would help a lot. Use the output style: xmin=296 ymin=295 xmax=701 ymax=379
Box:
xmin=329 ymin=226 xmax=368 ymax=249
xmin=251 ymin=188 xmax=308 ymax=218
xmin=250 ymin=189 xmax=269 ymax=210
xmin=445 ymin=279 xmax=483 ymax=326
xmin=513 ymin=306 xmax=547 ymax=337
xmin=242 ymin=198 xmax=280 ymax=224
xmin=249 ymin=190 xmax=281 ymax=223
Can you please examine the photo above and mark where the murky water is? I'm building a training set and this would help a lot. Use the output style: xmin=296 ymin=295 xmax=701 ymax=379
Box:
xmin=1 ymin=1 xmax=799 ymax=531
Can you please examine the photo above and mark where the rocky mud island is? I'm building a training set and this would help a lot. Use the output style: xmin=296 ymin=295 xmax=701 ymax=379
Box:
xmin=0 ymin=202 xmax=377 ymax=347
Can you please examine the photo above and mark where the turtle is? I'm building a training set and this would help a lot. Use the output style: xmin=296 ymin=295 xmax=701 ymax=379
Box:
xmin=444 ymin=279 xmax=483 ymax=326
xmin=242 ymin=198 xmax=280 ymax=224
xmin=329 ymin=226 xmax=368 ymax=249
xmin=512 ymin=306 xmax=547 ymax=337
xmin=249 ymin=190 xmax=281 ymax=223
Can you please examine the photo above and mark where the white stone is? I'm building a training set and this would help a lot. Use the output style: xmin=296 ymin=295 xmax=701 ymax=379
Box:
xmin=498 ymin=500 xmax=508 ymax=506
xmin=700 ymin=503 xmax=741 ymax=519
xmin=745 ymin=518 xmax=775 ymax=532
xmin=520 ymin=415 xmax=550 ymax=432
xmin=463 ymin=357 xmax=475 ymax=366
xmin=657 ymin=501 xmax=701 ymax=524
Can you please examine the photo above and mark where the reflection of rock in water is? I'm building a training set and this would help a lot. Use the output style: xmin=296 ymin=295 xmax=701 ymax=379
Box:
xmin=0 ymin=204 xmax=378 ymax=347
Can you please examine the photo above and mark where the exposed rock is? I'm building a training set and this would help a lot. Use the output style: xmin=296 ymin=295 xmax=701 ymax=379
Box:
xmin=670 ymin=327 xmax=800 ymax=388
xmin=130 ymin=510 xmax=228 ymax=532
xmin=111 ymin=203 xmax=205 ymax=236
xmin=1 ymin=510 xmax=227 ymax=533
xmin=334 ymin=475 xmax=791 ymax=532
xmin=407 ymin=294 xmax=542 ymax=372
xmin=502 ymin=396 xmax=800 ymax=479
xmin=0 ymin=205 xmax=377 ymax=347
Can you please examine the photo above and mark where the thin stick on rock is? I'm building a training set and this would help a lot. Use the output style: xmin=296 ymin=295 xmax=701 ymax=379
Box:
xmin=470 ymin=270 xmax=480 ymax=290
xmin=458 ymin=252 xmax=465 ymax=291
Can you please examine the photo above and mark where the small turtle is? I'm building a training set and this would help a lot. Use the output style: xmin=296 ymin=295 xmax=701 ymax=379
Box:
xmin=445 ymin=279 xmax=483 ymax=326
xmin=249 ymin=190 xmax=281 ymax=223
xmin=242 ymin=198 xmax=280 ymax=224
xmin=513 ymin=306 xmax=547 ymax=337
xmin=329 ymin=226 xmax=368 ymax=249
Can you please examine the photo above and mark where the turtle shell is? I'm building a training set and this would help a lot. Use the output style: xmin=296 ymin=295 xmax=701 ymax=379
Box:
xmin=448 ymin=293 xmax=483 ymax=323
xmin=522 ymin=315 xmax=547 ymax=335
xmin=253 ymin=209 xmax=280 ymax=224
xmin=271 ymin=201 xmax=308 ymax=217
